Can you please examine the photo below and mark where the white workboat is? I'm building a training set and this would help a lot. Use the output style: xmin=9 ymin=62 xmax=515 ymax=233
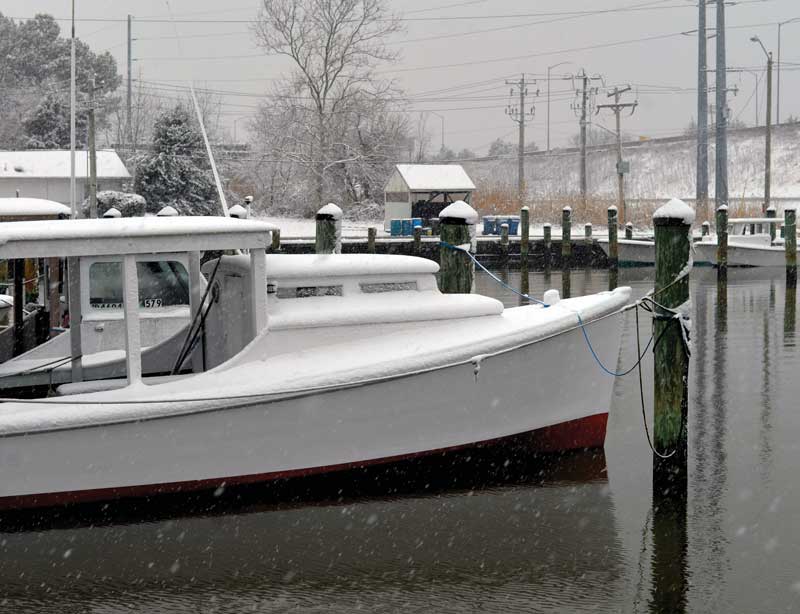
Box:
xmin=0 ymin=216 xmax=630 ymax=509
xmin=596 ymin=237 xmax=655 ymax=265
xmin=693 ymin=217 xmax=795 ymax=267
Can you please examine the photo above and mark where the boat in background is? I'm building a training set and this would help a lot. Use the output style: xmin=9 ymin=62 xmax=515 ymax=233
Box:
xmin=0 ymin=216 xmax=630 ymax=510
xmin=596 ymin=237 xmax=655 ymax=266
xmin=693 ymin=216 xmax=795 ymax=267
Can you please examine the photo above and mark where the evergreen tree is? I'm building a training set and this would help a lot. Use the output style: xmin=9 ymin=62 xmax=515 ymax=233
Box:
xmin=133 ymin=105 xmax=218 ymax=216
xmin=23 ymin=92 xmax=88 ymax=149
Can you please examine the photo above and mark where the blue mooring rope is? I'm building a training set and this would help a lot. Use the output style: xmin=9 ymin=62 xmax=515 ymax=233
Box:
xmin=439 ymin=240 xmax=651 ymax=377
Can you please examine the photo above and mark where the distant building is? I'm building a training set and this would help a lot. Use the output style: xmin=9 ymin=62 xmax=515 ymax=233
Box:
xmin=0 ymin=150 xmax=131 ymax=205
xmin=383 ymin=164 xmax=475 ymax=230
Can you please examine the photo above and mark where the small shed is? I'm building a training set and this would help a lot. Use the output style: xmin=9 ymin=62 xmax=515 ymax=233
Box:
xmin=0 ymin=150 xmax=131 ymax=205
xmin=384 ymin=164 xmax=475 ymax=230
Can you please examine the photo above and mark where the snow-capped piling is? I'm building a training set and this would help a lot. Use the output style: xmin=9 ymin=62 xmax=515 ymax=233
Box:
xmin=439 ymin=200 xmax=476 ymax=294
xmin=499 ymin=223 xmax=509 ymax=265
xmin=102 ymin=207 xmax=122 ymax=219
xmin=766 ymin=204 xmax=777 ymax=242
xmin=413 ymin=225 xmax=423 ymax=254
xmin=584 ymin=223 xmax=593 ymax=249
xmin=652 ymin=197 xmax=693 ymax=497
xmin=270 ymin=228 xmax=281 ymax=252
xmin=715 ymin=205 xmax=728 ymax=273
xmin=607 ymin=207 xmax=618 ymax=290
xmin=543 ymin=223 xmax=552 ymax=272
xmin=625 ymin=222 xmax=633 ymax=240
xmin=561 ymin=207 xmax=572 ymax=298
xmin=561 ymin=207 xmax=572 ymax=266
xmin=785 ymin=207 xmax=797 ymax=284
xmin=367 ymin=227 xmax=376 ymax=254
xmin=228 ymin=204 xmax=247 ymax=219
xmin=701 ymin=221 xmax=710 ymax=237
xmin=315 ymin=203 xmax=342 ymax=255
xmin=157 ymin=205 xmax=179 ymax=217
xmin=520 ymin=206 xmax=530 ymax=261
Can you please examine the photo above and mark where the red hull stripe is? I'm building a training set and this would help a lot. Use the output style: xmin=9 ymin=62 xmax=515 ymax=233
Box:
xmin=0 ymin=413 xmax=608 ymax=510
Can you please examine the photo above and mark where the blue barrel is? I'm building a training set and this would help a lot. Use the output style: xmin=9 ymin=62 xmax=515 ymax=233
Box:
xmin=508 ymin=216 xmax=520 ymax=235
xmin=495 ymin=217 xmax=508 ymax=235
xmin=412 ymin=217 xmax=423 ymax=228
xmin=483 ymin=216 xmax=495 ymax=235
xmin=390 ymin=219 xmax=403 ymax=237
xmin=401 ymin=218 xmax=414 ymax=236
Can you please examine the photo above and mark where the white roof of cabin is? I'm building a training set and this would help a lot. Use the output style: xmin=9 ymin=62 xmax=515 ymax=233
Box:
xmin=0 ymin=216 xmax=276 ymax=258
xmin=0 ymin=197 xmax=71 ymax=217
xmin=393 ymin=164 xmax=475 ymax=192
xmin=204 ymin=254 xmax=439 ymax=279
xmin=0 ymin=150 xmax=130 ymax=179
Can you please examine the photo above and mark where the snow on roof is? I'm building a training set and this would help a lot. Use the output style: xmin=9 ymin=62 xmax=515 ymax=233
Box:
xmin=393 ymin=164 xmax=475 ymax=192
xmin=0 ymin=216 xmax=276 ymax=259
xmin=0 ymin=150 xmax=130 ymax=179
xmin=0 ymin=197 xmax=71 ymax=217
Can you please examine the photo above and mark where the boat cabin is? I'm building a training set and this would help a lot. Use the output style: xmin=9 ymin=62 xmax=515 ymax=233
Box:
xmin=0 ymin=216 xmax=274 ymax=391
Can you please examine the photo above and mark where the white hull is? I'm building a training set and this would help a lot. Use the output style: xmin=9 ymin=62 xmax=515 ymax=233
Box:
xmin=693 ymin=240 xmax=794 ymax=267
xmin=0 ymin=291 xmax=628 ymax=507
xmin=596 ymin=238 xmax=655 ymax=265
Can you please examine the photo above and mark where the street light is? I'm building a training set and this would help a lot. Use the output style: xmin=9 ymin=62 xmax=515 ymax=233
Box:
xmin=751 ymin=35 xmax=773 ymax=211
xmin=777 ymin=17 xmax=800 ymax=124
xmin=546 ymin=61 xmax=573 ymax=153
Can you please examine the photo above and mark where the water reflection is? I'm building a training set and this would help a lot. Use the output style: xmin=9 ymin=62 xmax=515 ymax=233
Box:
xmin=0 ymin=450 xmax=625 ymax=613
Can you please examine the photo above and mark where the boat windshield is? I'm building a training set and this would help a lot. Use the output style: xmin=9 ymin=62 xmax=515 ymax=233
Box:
xmin=89 ymin=261 xmax=190 ymax=310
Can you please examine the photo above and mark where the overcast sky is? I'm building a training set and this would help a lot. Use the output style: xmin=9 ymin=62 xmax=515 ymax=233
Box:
xmin=5 ymin=0 xmax=800 ymax=154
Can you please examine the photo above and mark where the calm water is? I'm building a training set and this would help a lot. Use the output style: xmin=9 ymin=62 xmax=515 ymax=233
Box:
xmin=2 ymin=266 xmax=799 ymax=613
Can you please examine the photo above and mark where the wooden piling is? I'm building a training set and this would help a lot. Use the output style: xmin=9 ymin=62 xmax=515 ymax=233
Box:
xmin=500 ymin=223 xmax=509 ymax=265
xmin=625 ymin=222 xmax=633 ymax=240
xmin=701 ymin=221 xmax=710 ymax=237
xmin=543 ymin=223 xmax=552 ymax=271
xmin=766 ymin=204 xmax=777 ymax=242
xmin=608 ymin=207 xmax=618 ymax=291
xmin=439 ymin=201 xmax=476 ymax=294
xmin=413 ymin=225 xmax=423 ymax=254
xmin=520 ymin=206 xmax=530 ymax=265
xmin=561 ymin=207 xmax=572 ymax=267
xmin=652 ymin=198 xmax=693 ymax=496
xmin=786 ymin=207 xmax=797 ymax=284
xmin=270 ymin=228 xmax=281 ymax=252
xmin=315 ymin=203 xmax=342 ymax=254
xmin=367 ymin=227 xmax=376 ymax=254
xmin=716 ymin=205 xmax=728 ymax=272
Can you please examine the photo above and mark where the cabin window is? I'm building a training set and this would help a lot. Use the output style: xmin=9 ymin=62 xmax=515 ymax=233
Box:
xmin=276 ymin=285 xmax=343 ymax=299
xmin=89 ymin=261 xmax=190 ymax=309
xmin=360 ymin=281 xmax=418 ymax=293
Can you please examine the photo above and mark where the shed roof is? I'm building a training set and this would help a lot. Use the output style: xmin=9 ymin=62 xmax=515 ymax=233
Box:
xmin=0 ymin=197 xmax=71 ymax=217
xmin=0 ymin=150 xmax=130 ymax=179
xmin=393 ymin=164 xmax=475 ymax=192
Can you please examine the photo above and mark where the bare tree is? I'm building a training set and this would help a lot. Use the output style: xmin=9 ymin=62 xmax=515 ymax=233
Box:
xmin=254 ymin=0 xmax=403 ymax=209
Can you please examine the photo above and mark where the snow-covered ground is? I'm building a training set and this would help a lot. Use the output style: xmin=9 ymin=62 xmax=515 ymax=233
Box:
xmin=461 ymin=123 xmax=800 ymax=202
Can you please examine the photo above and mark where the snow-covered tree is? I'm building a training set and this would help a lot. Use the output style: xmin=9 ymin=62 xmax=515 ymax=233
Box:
xmin=133 ymin=105 xmax=218 ymax=216
xmin=23 ymin=92 xmax=89 ymax=149
xmin=0 ymin=12 xmax=121 ymax=149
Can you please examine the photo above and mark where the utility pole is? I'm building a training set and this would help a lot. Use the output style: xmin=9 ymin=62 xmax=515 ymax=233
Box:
xmin=505 ymin=74 xmax=537 ymax=206
xmin=127 ymin=15 xmax=133 ymax=145
xmin=597 ymin=86 xmax=637 ymax=225
xmin=751 ymin=35 xmax=773 ymax=211
xmin=697 ymin=0 xmax=709 ymax=221
xmin=715 ymin=0 xmax=728 ymax=211
xmin=88 ymin=77 xmax=98 ymax=219
xmin=571 ymin=70 xmax=602 ymax=211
